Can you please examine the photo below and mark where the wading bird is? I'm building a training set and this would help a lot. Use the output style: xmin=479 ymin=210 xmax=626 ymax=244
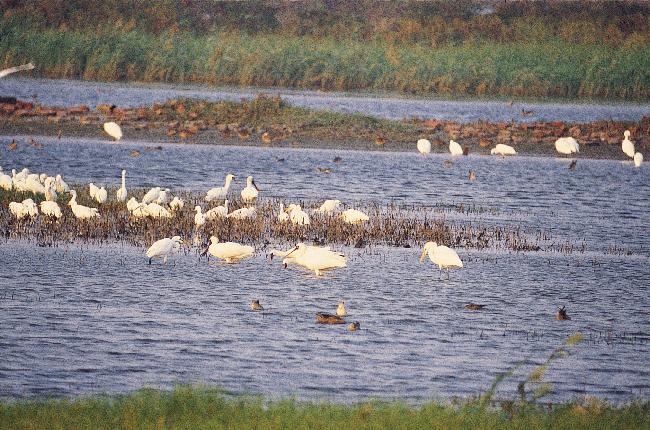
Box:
xmin=417 ymin=138 xmax=431 ymax=154
xmin=103 ymin=122 xmax=122 ymax=141
xmin=281 ymin=243 xmax=346 ymax=276
xmin=555 ymin=137 xmax=579 ymax=156
xmin=146 ymin=236 xmax=183 ymax=265
xmin=241 ymin=176 xmax=260 ymax=202
xmin=206 ymin=236 xmax=254 ymax=263
xmin=419 ymin=241 xmax=463 ymax=279
xmin=205 ymin=174 xmax=235 ymax=201
xmin=622 ymin=130 xmax=635 ymax=158
xmin=449 ymin=140 xmax=464 ymax=156
xmin=490 ymin=144 xmax=517 ymax=156
xmin=116 ymin=170 xmax=127 ymax=202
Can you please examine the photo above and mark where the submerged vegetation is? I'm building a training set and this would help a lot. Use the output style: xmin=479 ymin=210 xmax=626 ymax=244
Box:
xmin=1 ymin=1 xmax=650 ymax=99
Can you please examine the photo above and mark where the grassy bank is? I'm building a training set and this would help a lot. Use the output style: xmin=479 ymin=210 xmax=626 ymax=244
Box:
xmin=1 ymin=386 xmax=649 ymax=430
xmin=2 ymin=24 xmax=650 ymax=99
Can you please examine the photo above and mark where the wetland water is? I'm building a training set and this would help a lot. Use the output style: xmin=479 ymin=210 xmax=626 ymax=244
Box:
xmin=0 ymin=137 xmax=649 ymax=402
xmin=2 ymin=77 xmax=650 ymax=124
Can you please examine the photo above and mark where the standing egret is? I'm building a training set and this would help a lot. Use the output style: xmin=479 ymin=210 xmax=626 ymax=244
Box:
xmin=68 ymin=190 xmax=99 ymax=219
xmin=0 ymin=62 xmax=34 ymax=78
xmin=103 ymin=122 xmax=122 ymax=141
xmin=417 ymin=138 xmax=431 ymax=154
xmin=555 ymin=137 xmax=579 ymax=156
xmin=282 ymin=243 xmax=347 ymax=276
xmin=40 ymin=201 xmax=62 ymax=219
xmin=449 ymin=140 xmax=464 ymax=156
xmin=89 ymin=182 xmax=99 ymax=200
xmin=205 ymin=200 xmax=228 ymax=220
xmin=142 ymin=187 xmax=161 ymax=204
xmin=206 ymin=236 xmax=254 ymax=263
xmin=144 ymin=202 xmax=171 ymax=218
xmin=169 ymin=196 xmax=185 ymax=211
xmin=314 ymin=199 xmax=341 ymax=214
xmin=9 ymin=199 xmax=38 ymax=219
xmin=241 ymin=176 xmax=260 ymax=202
xmin=116 ymin=170 xmax=127 ymax=202
xmin=622 ymin=130 xmax=635 ymax=158
xmin=490 ymin=144 xmax=517 ymax=156
xmin=341 ymin=208 xmax=369 ymax=224
xmin=194 ymin=206 xmax=206 ymax=227
xmin=95 ymin=186 xmax=107 ymax=204
xmin=288 ymin=204 xmax=310 ymax=225
xmin=205 ymin=174 xmax=235 ymax=201
xmin=156 ymin=188 xmax=171 ymax=205
xmin=55 ymin=174 xmax=69 ymax=193
xmin=634 ymin=152 xmax=643 ymax=167
xmin=0 ymin=170 xmax=12 ymax=190
xmin=44 ymin=178 xmax=57 ymax=201
xmin=277 ymin=202 xmax=290 ymax=223
xmin=126 ymin=197 xmax=140 ymax=212
xmin=419 ymin=241 xmax=463 ymax=279
xmin=146 ymin=236 xmax=183 ymax=264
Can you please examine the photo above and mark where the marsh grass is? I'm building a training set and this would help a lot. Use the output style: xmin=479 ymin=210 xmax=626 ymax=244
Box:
xmin=3 ymin=23 xmax=650 ymax=100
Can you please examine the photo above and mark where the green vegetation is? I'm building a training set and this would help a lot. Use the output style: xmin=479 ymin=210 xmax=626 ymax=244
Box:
xmin=1 ymin=1 xmax=650 ymax=99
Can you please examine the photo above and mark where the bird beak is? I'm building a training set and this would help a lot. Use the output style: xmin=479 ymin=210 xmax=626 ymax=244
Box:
xmin=419 ymin=248 xmax=427 ymax=263
xmin=269 ymin=252 xmax=274 ymax=261
xmin=252 ymin=179 xmax=260 ymax=191
xmin=285 ymin=246 xmax=298 ymax=257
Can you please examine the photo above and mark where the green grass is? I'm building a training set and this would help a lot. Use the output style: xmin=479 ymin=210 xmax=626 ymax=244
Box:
xmin=1 ymin=386 xmax=648 ymax=430
xmin=2 ymin=23 xmax=650 ymax=100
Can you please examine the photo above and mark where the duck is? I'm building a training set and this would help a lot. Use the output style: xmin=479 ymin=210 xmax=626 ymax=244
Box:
xmin=316 ymin=313 xmax=345 ymax=324
xmin=241 ymin=176 xmax=260 ymax=202
xmin=250 ymin=300 xmax=264 ymax=311
xmin=207 ymin=236 xmax=254 ymax=263
xmin=464 ymin=303 xmax=486 ymax=310
xmin=348 ymin=322 xmax=361 ymax=332
xmin=556 ymin=306 xmax=571 ymax=320
xmin=205 ymin=174 xmax=235 ymax=202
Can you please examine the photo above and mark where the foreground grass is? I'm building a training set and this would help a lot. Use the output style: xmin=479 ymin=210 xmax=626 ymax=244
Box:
xmin=2 ymin=23 xmax=650 ymax=100
xmin=1 ymin=386 xmax=648 ymax=430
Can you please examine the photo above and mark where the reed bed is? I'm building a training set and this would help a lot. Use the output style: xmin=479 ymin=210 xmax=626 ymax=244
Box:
xmin=0 ymin=187 xmax=551 ymax=253
xmin=3 ymin=23 xmax=650 ymax=100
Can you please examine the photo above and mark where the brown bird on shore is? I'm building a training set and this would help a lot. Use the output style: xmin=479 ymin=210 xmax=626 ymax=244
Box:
xmin=468 ymin=170 xmax=477 ymax=181
xmin=464 ymin=303 xmax=486 ymax=310
xmin=568 ymin=160 xmax=577 ymax=170
xmin=463 ymin=146 xmax=470 ymax=156
xmin=237 ymin=127 xmax=251 ymax=140
xmin=8 ymin=139 xmax=17 ymax=150
xmin=374 ymin=135 xmax=385 ymax=146
xmin=261 ymin=132 xmax=272 ymax=144
xmin=556 ymin=306 xmax=571 ymax=320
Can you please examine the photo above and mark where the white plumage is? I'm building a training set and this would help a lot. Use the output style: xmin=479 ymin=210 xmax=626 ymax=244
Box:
xmin=142 ymin=187 xmax=161 ymax=204
xmin=103 ymin=122 xmax=122 ymax=141
xmin=0 ymin=62 xmax=34 ymax=79
xmin=0 ymin=170 xmax=12 ymax=190
xmin=622 ymin=130 xmax=635 ymax=158
xmin=205 ymin=174 xmax=235 ymax=202
xmin=314 ymin=199 xmax=341 ymax=214
xmin=288 ymin=204 xmax=310 ymax=225
xmin=95 ymin=186 xmax=107 ymax=204
xmin=205 ymin=200 xmax=228 ymax=220
xmin=281 ymin=243 xmax=347 ymax=276
xmin=419 ymin=241 xmax=463 ymax=279
xmin=144 ymin=202 xmax=171 ymax=218
xmin=116 ymin=170 xmax=127 ymax=202
xmin=634 ymin=152 xmax=643 ymax=167
xmin=194 ymin=206 xmax=206 ymax=227
xmin=146 ymin=236 xmax=182 ymax=264
xmin=9 ymin=199 xmax=38 ymax=219
xmin=555 ymin=137 xmax=579 ymax=155
xmin=228 ymin=206 xmax=256 ymax=220
xmin=207 ymin=236 xmax=254 ymax=263
xmin=40 ymin=201 xmax=62 ymax=219
xmin=169 ymin=196 xmax=184 ymax=211
xmin=277 ymin=203 xmax=289 ymax=223
xmin=449 ymin=140 xmax=464 ymax=156
xmin=490 ymin=143 xmax=517 ymax=156
xmin=341 ymin=208 xmax=369 ymax=224
xmin=417 ymin=138 xmax=431 ymax=154
xmin=88 ymin=183 xmax=99 ymax=200
xmin=55 ymin=175 xmax=69 ymax=193
xmin=241 ymin=176 xmax=259 ymax=202
xmin=68 ymin=190 xmax=99 ymax=219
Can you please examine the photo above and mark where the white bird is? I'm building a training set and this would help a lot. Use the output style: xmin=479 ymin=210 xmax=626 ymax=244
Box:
xmin=142 ymin=187 xmax=161 ymax=204
xmin=68 ymin=190 xmax=99 ymax=219
xmin=281 ymin=243 xmax=347 ymax=276
xmin=277 ymin=203 xmax=290 ymax=223
xmin=25 ymin=175 xmax=46 ymax=195
xmin=555 ymin=137 xmax=579 ymax=156
xmin=341 ymin=208 xmax=369 ymax=224
xmin=116 ymin=170 xmax=127 ymax=202
xmin=0 ymin=62 xmax=34 ymax=78
xmin=55 ymin=175 xmax=69 ymax=193
xmin=314 ymin=199 xmax=341 ymax=215
xmin=337 ymin=301 xmax=347 ymax=316
xmin=131 ymin=203 xmax=149 ymax=218
xmin=9 ymin=199 xmax=38 ymax=219
xmin=241 ymin=176 xmax=260 ymax=202
xmin=144 ymin=202 xmax=171 ymax=218
xmin=126 ymin=197 xmax=140 ymax=212
xmin=103 ymin=122 xmax=122 ymax=141
xmin=228 ymin=206 xmax=256 ymax=220
xmin=0 ymin=170 xmax=12 ymax=190
xmin=205 ymin=174 xmax=235 ymax=202
xmin=288 ymin=204 xmax=310 ymax=225
xmin=417 ymin=138 xmax=431 ymax=154
xmin=419 ymin=241 xmax=463 ymax=279
xmin=205 ymin=200 xmax=229 ymax=220
xmin=169 ymin=196 xmax=185 ymax=211
xmin=146 ymin=236 xmax=183 ymax=264
xmin=40 ymin=201 xmax=62 ymax=219
xmin=194 ymin=206 xmax=206 ymax=227
xmin=622 ymin=130 xmax=635 ymax=158
xmin=449 ymin=140 xmax=464 ymax=156
xmin=634 ymin=152 xmax=643 ymax=167
xmin=155 ymin=188 xmax=170 ymax=205
xmin=95 ymin=186 xmax=107 ymax=204
xmin=207 ymin=236 xmax=254 ymax=263
xmin=88 ymin=182 xmax=99 ymax=200
xmin=44 ymin=177 xmax=57 ymax=201
xmin=490 ymin=143 xmax=517 ymax=156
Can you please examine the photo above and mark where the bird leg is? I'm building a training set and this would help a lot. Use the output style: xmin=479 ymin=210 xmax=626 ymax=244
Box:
xmin=148 ymin=258 xmax=152 ymax=265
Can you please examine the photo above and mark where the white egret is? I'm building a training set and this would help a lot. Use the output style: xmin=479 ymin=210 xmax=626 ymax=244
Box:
xmin=288 ymin=204 xmax=310 ymax=225
xmin=205 ymin=200 xmax=228 ymax=220
xmin=155 ymin=188 xmax=170 ymax=205
xmin=207 ymin=236 xmax=254 ymax=263
xmin=55 ymin=174 xmax=69 ymax=193
xmin=194 ymin=206 xmax=206 ymax=227
xmin=282 ymin=243 xmax=347 ymax=276
xmin=169 ymin=196 xmax=185 ymax=211
xmin=419 ymin=241 xmax=463 ymax=279
xmin=555 ymin=137 xmax=579 ymax=156
xmin=103 ymin=122 xmax=122 ymax=141
xmin=341 ymin=208 xmax=369 ymax=224
xmin=277 ymin=202 xmax=290 ymax=223
xmin=228 ymin=206 xmax=256 ymax=220
xmin=44 ymin=177 xmax=57 ymax=201
xmin=126 ymin=197 xmax=140 ymax=212
xmin=25 ymin=175 xmax=46 ymax=195
xmin=205 ymin=174 xmax=235 ymax=201
xmin=634 ymin=152 xmax=643 ymax=167
xmin=116 ymin=170 xmax=127 ymax=202
xmin=0 ymin=170 xmax=12 ymax=190
xmin=68 ymin=190 xmax=99 ymax=219
xmin=241 ymin=176 xmax=260 ymax=202
xmin=95 ymin=186 xmax=107 ymax=204
xmin=88 ymin=182 xmax=99 ymax=200
xmin=314 ymin=199 xmax=341 ymax=214
xmin=490 ymin=143 xmax=517 ymax=156
xmin=146 ymin=236 xmax=183 ymax=264
xmin=0 ymin=62 xmax=34 ymax=78
xmin=9 ymin=199 xmax=38 ymax=219
xmin=40 ymin=201 xmax=62 ymax=219
xmin=417 ymin=138 xmax=431 ymax=154
xmin=622 ymin=130 xmax=635 ymax=158
xmin=142 ymin=187 xmax=161 ymax=204
xmin=449 ymin=140 xmax=464 ymax=156
xmin=144 ymin=202 xmax=171 ymax=218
